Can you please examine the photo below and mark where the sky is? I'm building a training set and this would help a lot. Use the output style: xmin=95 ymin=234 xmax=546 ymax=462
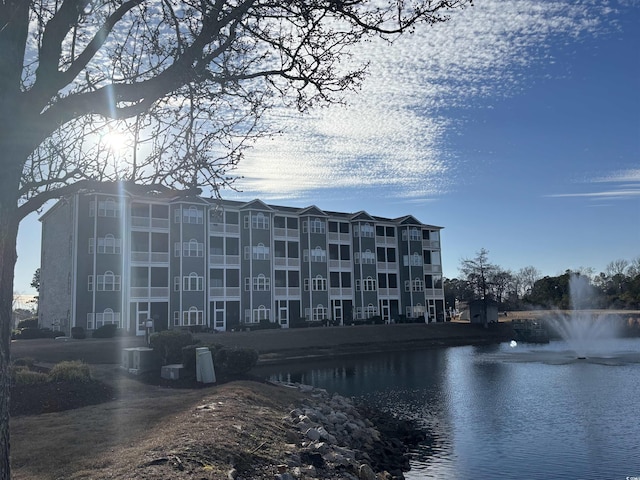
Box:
xmin=14 ymin=0 xmax=640 ymax=298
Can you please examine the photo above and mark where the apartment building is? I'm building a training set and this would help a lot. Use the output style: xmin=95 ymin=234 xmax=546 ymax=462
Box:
xmin=38 ymin=183 xmax=444 ymax=336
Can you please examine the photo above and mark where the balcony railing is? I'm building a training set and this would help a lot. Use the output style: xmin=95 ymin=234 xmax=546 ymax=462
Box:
xmin=424 ymin=288 xmax=444 ymax=298
xmin=329 ymin=287 xmax=353 ymax=297
xmin=209 ymin=254 xmax=240 ymax=265
xmin=274 ymin=287 xmax=301 ymax=297
xmin=377 ymin=287 xmax=400 ymax=297
xmin=130 ymin=251 xmax=170 ymax=263
xmin=328 ymin=259 xmax=351 ymax=270
xmin=209 ymin=223 xmax=240 ymax=235
xmin=130 ymin=287 xmax=169 ymax=299
xmin=209 ymin=287 xmax=241 ymax=298
xmin=327 ymin=232 xmax=350 ymax=243
xmin=273 ymin=227 xmax=299 ymax=239
xmin=376 ymin=261 xmax=398 ymax=271
xmin=273 ymin=257 xmax=300 ymax=268
xmin=423 ymin=264 xmax=442 ymax=273
xmin=131 ymin=216 xmax=169 ymax=229
xmin=422 ymin=239 xmax=440 ymax=249
xmin=375 ymin=236 xmax=397 ymax=246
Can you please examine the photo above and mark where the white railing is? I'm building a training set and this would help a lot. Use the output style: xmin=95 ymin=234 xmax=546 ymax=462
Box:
xmin=131 ymin=251 xmax=169 ymax=263
xmin=209 ymin=223 xmax=240 ymax=235
xmin=329 ymin=287 xmax=353 ymax=297
xmin=377 ymin=287 xmax=399 ymax=297
xmin=131 ymin=216 xmax=169 ymax=229
xmin=209 ymin=254 xmax=240 ymax=265
xmin=423 ymin=240 xmax=440 ymax=249
xmin=274 ymin=287 xmax=301 ymax=297
xmin=375 ymin=236 xmax=397 ymax=246
xmin=274 ymin=257 xmax=300 ymax=268
xmin=328 ymin=259 xmax=351 ymax=269
xmin=209 ymin=287 xmax=240 ymax=298
xmin=377 ymin=261 xmax=398 ymax=271
xmin=328 ymin=232 xmax=350 ymax=243
xmin=423 ymin=264 xmax=442 ymax=273
xmin=130 ymin=287 xmax=169 ymax=298
xmin=273 ymin=227 xmax=299 ymax=239
xmin=424 ymin=288 xmax=444 ymax=297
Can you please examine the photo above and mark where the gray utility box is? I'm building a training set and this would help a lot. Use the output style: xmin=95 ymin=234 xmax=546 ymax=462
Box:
xmin=161 ymin=364 xmax=185 ymax=380
xmin=122 ymin=347 xmax=157 ymax=374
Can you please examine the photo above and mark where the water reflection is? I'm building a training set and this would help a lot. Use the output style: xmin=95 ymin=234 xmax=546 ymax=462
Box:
xmin=255 ymin=340 xmax=640 ymax=480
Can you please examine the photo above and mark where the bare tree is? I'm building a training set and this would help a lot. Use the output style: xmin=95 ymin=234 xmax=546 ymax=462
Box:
xmin=605 ymin=259 xmax=630 ymax=278
xmin=459 ymin=248 xmax=496 ymax=327
xmin=0 ymin=0 xmax=472 ymax=476
xmin=515 ymin=265 xmax=541 ymax=298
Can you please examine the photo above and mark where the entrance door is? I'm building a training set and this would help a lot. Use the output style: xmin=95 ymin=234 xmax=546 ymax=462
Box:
xmin=136 ymin=302 xmax=149 ymax=336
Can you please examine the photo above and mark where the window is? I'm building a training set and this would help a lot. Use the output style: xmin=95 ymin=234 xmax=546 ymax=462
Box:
xmin=252 ymin=306 xmax=270 ymax=323
xmin=248 ymin=213 xmax=269 ymax=229
xmin=313 ymin=305 xmax=327 ymax=321
xmin=304 ymin=275 xmax=327 ymax=291
xmin=310 ymin=218 xmax=326 ymax=234
xmin=182 ymin=307 xmax=204 ymax=326
xmin=89 ymin=198 xmax=119 ymax=217
xmin=354 ymin=223 xmax=374 ymax=237
xmin=183 ymin=273 xmax=204 ymax=291
xmin=178 ymin=239 xmax=203 ymax=257
xmin=355 ymin=249 xmax=375 ymax=264
xmin=182 ymin=206 xmax=203 ymax=224
xmin=97 ymin=234 xmax=120 ymax=254
xmin=95 ymin=271 xmax=121 ymax=291
xmin=330 ymin=271 xmax=351 ymax=288
xmin=253 ymin=243 xmax=270 ymax=260
xmin=253 ymin=274 xmax=270 ymax=291
xmin=403 ymin=253 xmax=422 ymax=267
xmin=402 ymin=227 xmax=421 ymax=241
xmin=405 ymin=277 xmax=424 ymax=292
xmin=356 ymin=276 xmax=376 ymax=291
xmin=311 ymin=247 xmax=326 ymax=262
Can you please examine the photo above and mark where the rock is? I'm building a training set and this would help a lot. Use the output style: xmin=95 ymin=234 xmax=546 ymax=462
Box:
xmin=358 ymin=463 xmax=377 ymax=480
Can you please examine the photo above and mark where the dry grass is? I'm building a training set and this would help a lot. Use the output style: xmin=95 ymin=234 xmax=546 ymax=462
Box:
xmin=11 ymin=372 xmax=305 ymax=480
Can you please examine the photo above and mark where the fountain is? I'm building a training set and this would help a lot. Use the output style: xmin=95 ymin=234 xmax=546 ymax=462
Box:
xmin=545 ymin=275 xmax=621 ymax=360
xmin=494 ymin=275 xmax=640 ymax=365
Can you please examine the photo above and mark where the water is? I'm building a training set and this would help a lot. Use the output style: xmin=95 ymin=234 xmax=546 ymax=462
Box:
xmin=255 ymin=339 xmax=640 ymax=479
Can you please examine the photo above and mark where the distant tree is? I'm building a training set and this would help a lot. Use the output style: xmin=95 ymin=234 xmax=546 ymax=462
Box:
xmin=515 ymin=266 xmax=541 ymax=298
xmin=443 ymin=277 xmax=474 ymax=312
xmin=489 ymin=268 xmax=513 ymax=309
xmin=459 ymin=248 xmax=498 ymax=326
xmin=30 ymin=268 xmax=40 ymax=292
xmin=0 ymin=2 xmax=473 ymax=476
xmin=605 ymin=259 xmax=629 ymax=278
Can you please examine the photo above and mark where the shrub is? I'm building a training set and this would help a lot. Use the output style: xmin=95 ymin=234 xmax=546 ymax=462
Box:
xmin=17 ymin=318 xmax=38 ymax=329
xmin=92 ymin=324 xmax=118 ymax=338
xmin=12 ymin=357 xmax=35 ymax=368
xmin=214 ymin=347 xmax=259 ymax=377
xmin=48 ymin=361 xmax=91 ymax=383
xmin=13 ymin=369 xmax=49 ymax=385
xmin=71 ymin=326 xmax=86 ymax=339
xmin=150 ymin=330 xmax=197 ymax=365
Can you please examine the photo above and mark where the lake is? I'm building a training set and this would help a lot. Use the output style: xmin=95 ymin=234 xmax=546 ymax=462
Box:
xmin=254 ymin=338 xmax=640 ymax=479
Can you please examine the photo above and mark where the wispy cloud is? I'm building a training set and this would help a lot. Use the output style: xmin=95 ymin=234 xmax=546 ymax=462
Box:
xmin=547 ymin=168 xmax=640 ymax=202
xmin=234 ymin=0 xmax=622 ymax=202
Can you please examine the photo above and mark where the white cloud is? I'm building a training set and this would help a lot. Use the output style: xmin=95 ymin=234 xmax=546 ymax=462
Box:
xmin=234 ymin=0 xmax=622 ymax=202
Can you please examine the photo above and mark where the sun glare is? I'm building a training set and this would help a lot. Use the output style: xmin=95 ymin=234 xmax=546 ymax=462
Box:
xmin=101 ymin=130 xmax=129 ymax=154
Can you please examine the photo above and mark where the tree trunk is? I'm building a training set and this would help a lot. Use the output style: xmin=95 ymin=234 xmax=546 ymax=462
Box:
xmin=0 ymin=198 xmax=19 ymax=480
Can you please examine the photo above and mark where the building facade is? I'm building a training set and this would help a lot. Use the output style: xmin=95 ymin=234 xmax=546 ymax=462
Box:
xmin=39 ymin=184 xmax=444 ymax=336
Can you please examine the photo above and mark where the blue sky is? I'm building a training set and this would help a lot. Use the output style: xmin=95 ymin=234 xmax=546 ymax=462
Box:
xmin=14 ymin=0 xmax=640 ymax=298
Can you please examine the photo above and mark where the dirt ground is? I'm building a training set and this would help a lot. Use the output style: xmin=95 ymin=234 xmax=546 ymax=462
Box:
xmin=13 ymin=317 xmax=631 ymax=479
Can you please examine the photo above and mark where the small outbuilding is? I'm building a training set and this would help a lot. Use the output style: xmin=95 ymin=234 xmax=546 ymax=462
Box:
xmin=459 ymin=299 xmax=499 ymax=325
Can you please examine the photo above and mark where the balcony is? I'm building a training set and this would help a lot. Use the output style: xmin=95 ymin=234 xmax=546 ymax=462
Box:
xmin=130 ymin=251 xmax=170 ymax=263
xmin=423 ymin=239 xmax=440 ymax=249
xmin=423 ymin=264 xmax=443 ymax=273
xmin=329 ymin=287 xmax=353 ymax=297
xmin=209 ymin=254 xmax=240 ymax=266
xmin=273 ymin=227 xmax=299 ymax=239
xmin=376 ymin=261 xmax=398 ymax=271
xmin=375 ymin=236 xmax=397 ymax=246
xmin=274 ymin=287 xmax=301 ymax=298
xmin=209 ymin=287 xmax=241 ymax=298
xmin=377 ymin=287 xmax=400 ymax=297
xmin=130 ymin=287 xmax=169 ymax=299
xmin=209 ymin=223 xmax=240 ymax=235
xmin=424 ymin=288 xmax=444 ymax=298
xmin=328 ymin=259 xmax=351 ymax=270
xmin=131 ymin=216 xmax=169 ymax=229
xmin=273 ymin=257 xmax=300 ymax=268
xmin=327 ymin=232 xmax=350 ymax=243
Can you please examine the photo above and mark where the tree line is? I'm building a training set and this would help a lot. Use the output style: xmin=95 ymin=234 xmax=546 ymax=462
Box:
xmin=444 ymin=249 xmax=640 ymax=311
